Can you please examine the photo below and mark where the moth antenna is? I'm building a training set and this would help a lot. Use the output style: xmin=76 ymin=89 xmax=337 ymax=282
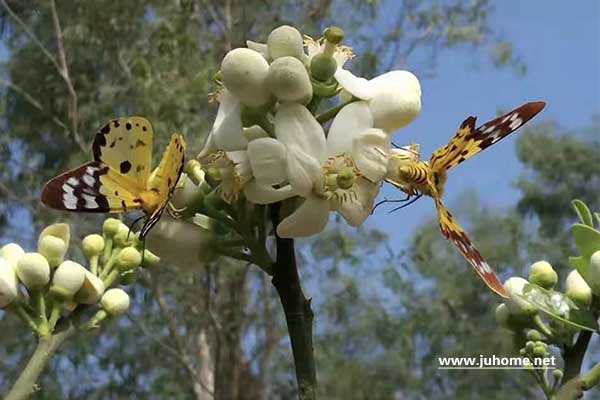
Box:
xmin=389 ymin=193 xmax=423 ymax=213
xmin=127 ymin=215 xmax=146 ymax=240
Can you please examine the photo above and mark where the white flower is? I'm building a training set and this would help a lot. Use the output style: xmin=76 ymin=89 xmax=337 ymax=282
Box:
xmin=246 ymin=102 xmax=389 ymax=237
xmin=335 ymin=69 xmax=422 ymax=133
xmin=201 ymin=150 xmax=252 ymax=203
xmin=0 ymin=257 xmax=19 ymax=308
xmin=199 ymin=89 xmax=245 ymax=157
xmin=304 ymin=35 xmax=353 ymax=70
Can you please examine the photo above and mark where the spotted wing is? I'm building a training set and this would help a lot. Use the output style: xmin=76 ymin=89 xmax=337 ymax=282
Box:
xmin=139 ymin=134 xmax=186 ymax=238
xmin=92 ymin=116 xmax=154 ymax=182
xmin=434 ymin=199 xmax=508 ymax=297
xmin=41 ymin=161 xmax=144 ymax=213
xmin=429 ymin=102 xmax=546 ymax=173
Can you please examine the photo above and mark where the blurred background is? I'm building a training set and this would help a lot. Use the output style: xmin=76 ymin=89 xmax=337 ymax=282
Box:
xmin=0 ymin=1 xmax=598 ymax=399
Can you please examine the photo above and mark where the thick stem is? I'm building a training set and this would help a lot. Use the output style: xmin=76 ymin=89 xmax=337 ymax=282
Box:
xmin=581 ymin=361 xmax=600 ymax=390
xmin=269 ymin=204 xmax=317 ymax=400
xmin=562 ymin=330 xmax=592 ymax=382
xmin=4 ymin=323 xmax=77 ymax=400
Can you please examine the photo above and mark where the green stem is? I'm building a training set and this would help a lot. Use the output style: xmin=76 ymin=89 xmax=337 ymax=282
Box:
xmin=48 ymin=301 xmax=62 ymax=332
xmin=90 ymin=255 xmax=99 ymax=276
xmin=581 ymin=361 xmax=600 ymax=390
xmin=32 ymin=291 xmax=49 ymax=336
xmin=316 ymin=97 xmax=359 ymax=124
xmin=99 ymin=253 xmax=117 ymax=280
xmin=102 ymin=237 xmax=113 ymax=266
xmin=533 ymin=315 xmax=553 ymax=338
xmin=4 ymin=322 xmax=77 ymax=400
xmin=13 ymin=304 xmax=39 ymax=333
xmin=102 ymin=269 xmax=120 ymax=288
xmin=270 ymin=203 xmax=317 ymax=400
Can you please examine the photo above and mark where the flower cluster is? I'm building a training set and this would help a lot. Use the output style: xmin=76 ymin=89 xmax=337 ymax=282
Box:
xmin=0 ymin=220 xmax=157 ymax=336
xmin=494 ymin=200 xmax=600 ymax=397
xmin=192 ymin=25 xmax=421 ymax=238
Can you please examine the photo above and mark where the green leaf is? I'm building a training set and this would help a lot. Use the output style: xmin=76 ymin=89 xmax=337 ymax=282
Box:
xmin=595 ymin=212 xmax=600 ymax=227
xmin=572 ymin=224 xmax=600 ymax=268
xmin=522 ymin=283 xmax=598 ymax=332
xmin=569 ymin=256 xmax=590 ymax=281
xmin=572 ymin=199 xmax=594 ymax=227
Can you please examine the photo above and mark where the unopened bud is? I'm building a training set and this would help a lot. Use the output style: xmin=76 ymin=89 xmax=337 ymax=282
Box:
xmin=221 ymin=48 xmax=270 ymax=107
xmin=267 ymin=25 xmax=305 ymax=61
xmin=0 ymin=243 xmax=25 ymax=268
xmin=526 ymin=329 xmax=543 ymax=341
xmin=116 ymin=247 xmax=141 ymax=272
xmin=82 ymin=234 xmax=105 ymax=258
xmin=565 ymin=270 xmax=592 ymax=307
xmin=101 ymin=288 xmax=130 ymax=316
xmin=38 ymin=235 xmax=67 ymax=268
xmin=587 ymin=250 xmax=600 ymax=296
xmin=267 ymin=56 xmax=313 ymax=104
xmin=504 ymin=277 xmax=538 ymax=317
xmin=0 ymin=257 xmax=18 ymax=308
xmin=528 ymin=261 xmax=558 ymax=289
xmin=49 ymin=260 xmax=86 ymax=300
xmin=103 ymin=218 xmax=122 ymax=237
xmin=16 ymin=252 xmax=50 ymax=290
xmin=75 ymin=271 xmax=105 ymax=304
xmin=141 ymin=249 xmax=161 ymax=268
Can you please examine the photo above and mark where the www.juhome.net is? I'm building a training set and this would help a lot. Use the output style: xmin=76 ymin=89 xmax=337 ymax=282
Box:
xmin=437 ymin=355 xmax=557 ymax=370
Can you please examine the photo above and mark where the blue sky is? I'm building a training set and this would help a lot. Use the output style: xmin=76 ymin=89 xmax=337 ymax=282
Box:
xmin=367 ymin=1 xmax=600 ymax=247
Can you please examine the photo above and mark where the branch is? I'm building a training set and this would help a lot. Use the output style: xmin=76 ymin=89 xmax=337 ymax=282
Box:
xmin=562 ymin=330 xmax=592 ymax=382
xmin=269 ymin=203 xmax=317 ymax=400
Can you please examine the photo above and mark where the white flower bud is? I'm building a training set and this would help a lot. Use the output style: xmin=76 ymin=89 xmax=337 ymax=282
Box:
xmin=38 ymin=223 xmax=70 ymax=250
xmin=49 ymin=260 xmax=86 ymax=300
xmin=0 ymin=243 xmax=25 ymax=268
xmin=113 ymin=223 xmax=135 ymax=248
xmin=75 ymin=271 xmax=105 ymax=304
xmin=101 ymin=288 xmax=130 ymax=316
xmin=116 ymin=247 xmax=141 ymax=272
xmin=587 ymin=250 xmax=600 ymax=296
xmin=369 ymin=71 xmax=421 ymax=132
xmin=82 ymin=234 xmax=105 ymax=258
xmin=16 ymin=252 xmax=50 ymax=290
xmin=38 ymin=235 xmax=67 ymax=268
xmin=267 ymin=56 xmax=313 ymax=104
xmin=221 ymin=48 xmax=270 ymax=107
xmin=528 ymin=260 xmax=558 ymax=289
xmin=103 ymin=218 xmax=122 ymax=237
xmin=565 ymin=270 xmax=592 ymax=307
xmin=0 ymin=257 xmax=19 ymax=308
xmin=503 ymin=277 xmax=538 ymax=316
xmin=267 ymin=25 xmax=305 ymax=61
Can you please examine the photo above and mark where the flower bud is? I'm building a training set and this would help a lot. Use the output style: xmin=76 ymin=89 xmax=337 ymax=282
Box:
xmin=103 ymin=218 xmax=122 ymax=237
xmin=38 ymin=235 xmax=67 ymax=268
xmin=528 ymin=260 xmax=558 ymax=289
xmin=49 ymin=260 xmax=86 ymax=300
xmin=116 ymin=247 xmax=141 ymax=272
xmin=101 ymin=288 xmax=130 ymax=316
xmin=587 ymin=250 xmax=600 ymax=295
xmin=504 ymin=277 xmax=538 ymax=316
xmin=533 ymin=343 xmax=548 ymax=357
xmin=552 ymin=369 xmax=563 ymax=380
xmin=565 ymin=270 xmax=592 ymax=307
xmin=369 ymin=71 xmax=421 ymax=133
xmin=267 ymin=25 xmax=305 ymax=61
xmin=267 ymin=56 xmax=312 ymax=104
xmin=0 ymin=257 xmax=19 ymax=308
xmin=82 ymin=234 xmax=105 ymax=259
xmin=16 ymin=252 xmax=50 ymax=290
xmin=526 ymin=329 xmax=543 ymax=341
xmin=0 ymin=243 xmax=25 ymax=268
xmin=141 ymin=249 xmax=161 ymax=268
xmin=75 ymin=271 xmax=105 ymax=304
xmin=113 ymin=223 xmax=135 ymax=248
xmin=38 ymin=223 xmax=70 ymax=250
xmin=221 ymin=48 xmax=270 ymax=107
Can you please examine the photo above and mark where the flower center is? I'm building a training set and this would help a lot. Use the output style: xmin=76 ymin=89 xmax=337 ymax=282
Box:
xmin=322 ymin=154 xmax=360 ymax=204
xmin=200 ymin=151 xmax=243 ymax=203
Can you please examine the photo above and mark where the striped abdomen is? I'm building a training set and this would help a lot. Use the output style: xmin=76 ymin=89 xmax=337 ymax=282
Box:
xmin=397 ymin=161 xmax=434 ymax=197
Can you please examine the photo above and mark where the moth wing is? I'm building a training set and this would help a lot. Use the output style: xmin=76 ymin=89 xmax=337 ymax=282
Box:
xmin=435 ymin=199 xmax=508 ymax=297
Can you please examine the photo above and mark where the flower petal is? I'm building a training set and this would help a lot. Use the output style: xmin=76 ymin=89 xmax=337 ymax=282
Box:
xmin=327 ymin=101 xmax=373 ymax=156
xmin=336 ymin=178 xmax=379 ymax=226
xmin=247 ymin=138 xmax=288 ymax=185
xmin=244 ymin=182 xmax=296 ymax=204
xmin=286 ymin=145 xmax=323 ymax=196
xmin=275 ymin=103 xmax=327 ymax=163
xmin=246 ymin=40 xmax=269 ymax=59
xmin=334 ymin=69 xmax=374 ymax=100
xmin=352 ymin=128 xmax=390 ymax=182
xmin=277 ymin=196 xmax=330 ymax=238
xmin=200 ymin=89 xmax=245 ymax=157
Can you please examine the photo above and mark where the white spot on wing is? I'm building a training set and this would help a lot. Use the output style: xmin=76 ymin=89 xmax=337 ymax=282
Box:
xmin=86 ymin=166 xmax=98 ymax=174
xmin=509 ymin=118 xmax=522 ymax=130
xmin=82 ymin=193 xmax=99 ymax=209
xmin=483 ymin=125 xmax=496 ymax=134
xmin=62 ymin=184 xmax=78 ymax=210
xmin=82 ymin=174 xmax=96 ymax=187
xmin=66 ymin=177 xmax=79 ymax=186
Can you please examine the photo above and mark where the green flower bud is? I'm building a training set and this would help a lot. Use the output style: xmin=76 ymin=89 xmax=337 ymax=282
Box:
xmin=525 ymin=340 xmax=535 ymax=351
xmin=504 ymin=277 xmax=538 ymax=317
xmin=38 ymin=223 xmax=70 ymax=251
xmin=221 ymin=48 xmax=270 ymax=107
xmin=0 ymin=243 xmax=25 ymax=268
xmin=552 ymin=369 xmax=563 ymax=380
xmin=0 ymin=257 xmax=19 ymax=308
xmin=528 ymin=261 xmax=558 ymax=289
xmin=74 ymin=271 xmax=105 ymax=305
xmin=116 ymin=247 xmax=141 ymax=272
xmin=267 ymin=56 xmax=312 ymax=104
xmin=103 ymin=218 xmax=122 ymax=237
xmin=267 ymin=25 xmax=305 ymax=61
xmin=113 ymin=223 xmax=135 ymax=248
xmin=565 ymin=270 xmax=592 ymax=307
xmin=38 ymin=235 xmax=67 ymax=268
xmin=82 ymin=234 xmax=105 ymax=259
xmin=141 ymin=249 xmax=161 ymax=268
xmin=587 ymin=250 xmax=600 ymax=296
xmin=16 ymin=252 xmax=50 ymax=290
xmin=532 ymin=344 xmax=547 ymax=357
xmin=310 ymin=53 xmax=337 ymax=82
xmin=49 ymin=260 xmax=86 ymax=300
xmin=526 ymin=329 xmax=543 ymax=341
xmin=101 ymin=288 xmax=130 ymax=316
xmin=323 ymin=26 xmax=344 ymax=45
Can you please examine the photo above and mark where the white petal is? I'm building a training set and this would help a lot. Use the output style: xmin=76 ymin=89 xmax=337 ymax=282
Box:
xmin=226 ymin=151 xmax=252 ymax=186
xmin=337 ymin=179 xmax=379 ymax=226
xmin=200 ymin=90 xmax=245 ymax=157
xmin=352 ymin=128 xmax=390 ymax=182
xmin=334 ymin=69 xmax=375 ymax=100
xmin=247 ymin=138 xmax=288 ymax=185
xmin=243 ymin=125 xmax=269 ymax=142
xmin=244 ymin=182 xmax=296 ymax=204
xmin=275 ymin=103 xmax=327 ymax=163
xmin=327 ymin=101 xmax=373 ymax=156
xmin=246 ymin=40 xmax=269 ymax=59
xmin=277 ymin=196 xmax=330 ymax=238
xmin=286 ymin=145 xmax=323 ymax=196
